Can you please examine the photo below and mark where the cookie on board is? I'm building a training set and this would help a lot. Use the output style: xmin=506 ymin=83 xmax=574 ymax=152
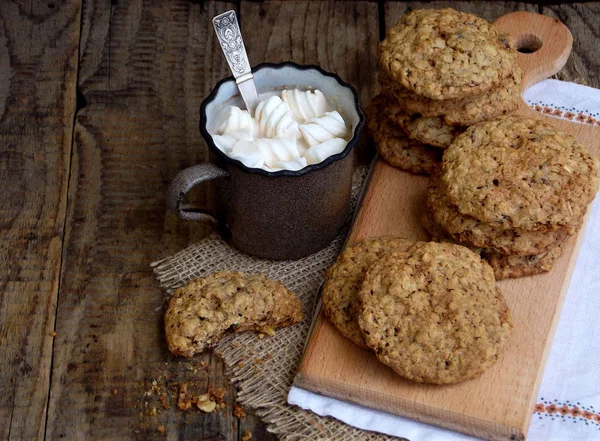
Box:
xmin=379 ymin=9 xmax=517 ymax=100
xmin=357 ymin=242 xmax=512 ymax=384
xmin=367 ymin=95 xmax=442 ymax=175
xmin=442 ymin=116 xmax=599 ymax=231
xmin=322 ymin=236 xmax=413 ymax=347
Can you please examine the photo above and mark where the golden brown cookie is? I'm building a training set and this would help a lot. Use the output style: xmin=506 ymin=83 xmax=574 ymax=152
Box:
xmin=367 ymin=95 xmax=442 ymax=175
xmin=381 ymin=68 xmax=522 ymax=127
xmin=427 ymin=172 xmax=573 ymax=256
xmin=379 ymin=9 xmax=517 ymax=100
xmin=165 ymin=272 xmax=302 ymax=357
xmin=357 ymin=242 xmax=512 ymax=384
xmin=322 ymin=236 xmax=413 ymax=347
xmin=421 ymin=207 xmax=568 ymax=280
xmin=481 ymin=242 xmax=566 ymax=280
xmin=385 ymin=98 xmax=464 ymax=148
xmin=442 ymin=116 xmax=600 ymax=231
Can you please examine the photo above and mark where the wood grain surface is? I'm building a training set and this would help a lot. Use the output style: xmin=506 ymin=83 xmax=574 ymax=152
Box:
xmin=0 ymin=2 xmax=80 ymax=440
xmin=297 ymin=10 xmax=600 ymax=441
xmin=0 ymin=1 xmax=598 ymax=440
xmin=44 ymin=1 xmax=244 ymax=440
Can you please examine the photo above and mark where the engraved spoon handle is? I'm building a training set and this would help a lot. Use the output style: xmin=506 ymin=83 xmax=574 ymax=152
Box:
xmin=213 ymin=10 xmax=260 ymax=113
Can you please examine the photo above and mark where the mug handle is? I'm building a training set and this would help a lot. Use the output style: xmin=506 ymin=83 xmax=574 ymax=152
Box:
xmin=166 ymin=163 xmax=230 ymax=221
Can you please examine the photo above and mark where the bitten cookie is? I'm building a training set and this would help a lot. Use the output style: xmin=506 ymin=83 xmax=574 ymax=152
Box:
xmin=442 ymin=116 xmax=600 ymax=231
xmin=379 ymin=9 xmax=517 ymax=100
xmin=367 ymin=95 xmax=442 ymax=175
xmin=322 ymin=236 xmax=413 ymax=347
xmin=357 ymin=242 xmax=512 ymax=384
xmin=165 ymin=272 xmax=302 ymax=357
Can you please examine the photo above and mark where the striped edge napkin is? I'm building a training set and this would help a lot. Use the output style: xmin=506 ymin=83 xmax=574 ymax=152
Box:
xmin=288 ymin=79 xmax=600 ymax=441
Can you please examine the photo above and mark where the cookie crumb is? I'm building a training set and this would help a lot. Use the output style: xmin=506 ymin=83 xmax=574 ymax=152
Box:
xmin=177 ymin=384 xmax=192 ymax=411
xmin=241 ymin=430 xmax=252 ymax=441
xmin=209 ymin=386 xmax=226 ymax=404
xmin=233 ymin=403 xmax=246 ymax=419
xmin=159 ymin=393 xmax=169 ymax=409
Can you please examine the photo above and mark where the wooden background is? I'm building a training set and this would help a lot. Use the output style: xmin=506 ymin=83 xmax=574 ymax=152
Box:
xmin=0 ymin=1 xmax=597 ymax=440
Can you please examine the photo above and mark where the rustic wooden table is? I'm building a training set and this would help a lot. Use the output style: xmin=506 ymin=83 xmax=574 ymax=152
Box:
xmin=0 ymin=1 xmax=597 ymax=440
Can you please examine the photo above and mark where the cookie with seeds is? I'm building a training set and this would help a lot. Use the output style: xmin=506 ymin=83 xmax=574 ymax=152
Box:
xmin=385 ymin=98 xmax=464 ymax=148
xmin=322 ymin=236 xmax=413 ymax=347
xmin=367 ymin=95 xmax=442 ymax=175
xmin=357 ymin=242 xmax=512 ymax=384
xmin=421 ymin=207 xmax=568 ymax=280
xmin=379 ymin=9 xmax=517 ymax=100
xmin=427 ymin=172 xmax=573 ymax=256
xmin=165 ymin=272 xmax=302 ymax=357
xmin=380 ymin=68 xmax=522 ymax=127
xmin=442 ymin=116 xmax=599 ymax=231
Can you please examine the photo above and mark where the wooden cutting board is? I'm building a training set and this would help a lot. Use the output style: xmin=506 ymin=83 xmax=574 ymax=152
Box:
xmin=295 ymin=12 xmax=600 ymax=441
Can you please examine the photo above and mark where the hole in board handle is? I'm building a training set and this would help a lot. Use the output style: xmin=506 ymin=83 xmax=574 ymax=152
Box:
xmin=516 ymin=34 xmax=543 ymax=54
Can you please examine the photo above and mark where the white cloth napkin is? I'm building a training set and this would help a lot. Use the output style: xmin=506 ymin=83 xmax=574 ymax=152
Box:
xmin=288 ymin=79 xmax=600 ymax=441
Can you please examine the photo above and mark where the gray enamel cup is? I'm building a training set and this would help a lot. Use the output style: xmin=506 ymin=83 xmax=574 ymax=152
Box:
xmin=166 ymin=62 xmax=364 ymax=260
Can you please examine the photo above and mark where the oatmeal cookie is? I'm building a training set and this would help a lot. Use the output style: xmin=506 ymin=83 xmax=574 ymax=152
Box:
xmin=386 ymin=98 xmax=464 ymax=148
xmin=427 ymin=172 xmax=573 ymax=255
xmin=442 ymin=116 xmax=599 ymax=231
xmin=421 ymin=207 xmax=568 ymax=280
xmin=379 ymin=9 xmax=517 ymax=100
xmin=481 ymin=242 xmax=566 ymax=280
xmin=367 ymin=95 xmax=442 ymax=175
xmin=322 ymin=236 xmax=413 ymax=347
xmin=380 ymin=68 xmax=522 ymax=127
xmin=357 ymin=242 xmax=512 ymax=384
xmin=165 ymin=272 xmax=302 ymax=357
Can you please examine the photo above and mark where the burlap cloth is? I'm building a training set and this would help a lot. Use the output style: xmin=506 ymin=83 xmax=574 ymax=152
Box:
xmin=151 ymin=166 xmax=401 ymax=440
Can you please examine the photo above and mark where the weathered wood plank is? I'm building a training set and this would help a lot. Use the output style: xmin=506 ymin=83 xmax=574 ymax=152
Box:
xmin=45 ymin=1 xmax=241 ymax=440
xmin=242 ymin=1 xmax=380 ymax=108
xmin=541 ymin=3 xmax=600 ymax=88
xmin=0 ymin=1 xmax=80 ymax=440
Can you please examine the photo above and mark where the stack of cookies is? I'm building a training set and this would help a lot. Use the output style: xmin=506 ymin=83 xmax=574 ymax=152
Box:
xmin=165 ymin=271 xmax=302 ymax=358
xmin=322 ymin=238 xmax=512 ymax=384
xmin=424 ymin=116 xmax=600 ymax=279
xmin=367 ymin=8 xmax=522 ymax=174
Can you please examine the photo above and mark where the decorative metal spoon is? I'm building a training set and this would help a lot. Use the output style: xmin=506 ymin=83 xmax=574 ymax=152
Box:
xmin=213 ymin=10 xmax=260 ymax=115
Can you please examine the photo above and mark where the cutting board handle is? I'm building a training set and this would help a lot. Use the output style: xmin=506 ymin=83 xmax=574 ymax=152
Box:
xmin=493 ymin=11 xmax=573 ymax=91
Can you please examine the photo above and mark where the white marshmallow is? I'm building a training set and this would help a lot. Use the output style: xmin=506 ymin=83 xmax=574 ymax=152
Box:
xmin=255 ymin=137 xmax=299 ymax=168
xmin=255 ymin=96 xmax=300 ymax=139
xmin=214 ymin=106 xmax=254 ymax=137
xmin=299 ymin=111 xmax=349 ymax=147
xmin=229 ymin=140 xmax=264 ymax=169
xmin=212 ymin=130 xmax=253 ymax=153
xmin=281 ymin=89 xmax=331 ymax=122
xmin=305 ymin=138 xmax=348 ymax=165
